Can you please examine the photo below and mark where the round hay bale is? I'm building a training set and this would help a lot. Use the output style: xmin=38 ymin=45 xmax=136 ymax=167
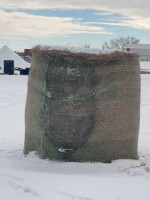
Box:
xmin=24 ymin=46 xmax=140 ymax=162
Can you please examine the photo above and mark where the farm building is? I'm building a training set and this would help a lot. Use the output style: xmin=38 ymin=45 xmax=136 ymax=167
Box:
xmin=16 ymin=49 xmax=32 ymax=63
xmin=124 ymin=44 xmax=150 ymax=61
xmin=0 ymin=45 xmax=30 ymax=73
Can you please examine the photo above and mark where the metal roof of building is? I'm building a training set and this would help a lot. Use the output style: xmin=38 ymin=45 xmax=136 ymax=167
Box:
xmin=124 ymin=44 xmax=150 ymax=49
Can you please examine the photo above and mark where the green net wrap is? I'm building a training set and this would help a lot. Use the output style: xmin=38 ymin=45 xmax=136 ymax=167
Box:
xmin=24 ymin=46 xmax=140 ymax=162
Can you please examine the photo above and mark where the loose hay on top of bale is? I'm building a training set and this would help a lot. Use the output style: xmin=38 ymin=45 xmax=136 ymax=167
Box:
xmin=24 ymin=45 xmax=140 ymax=162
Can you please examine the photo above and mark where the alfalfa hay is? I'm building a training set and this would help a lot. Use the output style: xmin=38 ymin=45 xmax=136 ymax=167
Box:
xmin=24 ymin=46 xmax=140 ymax=162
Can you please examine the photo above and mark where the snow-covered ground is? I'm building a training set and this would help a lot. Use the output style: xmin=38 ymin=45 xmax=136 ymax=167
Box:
xmin=0 ymin=62 xmax=150 ymax=200
xmin=140 ymin=61 xmax=150 ymax=72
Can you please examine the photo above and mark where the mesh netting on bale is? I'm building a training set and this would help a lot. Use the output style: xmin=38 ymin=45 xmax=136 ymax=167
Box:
xmin=24 ymin=46 xmax=140 ymax=162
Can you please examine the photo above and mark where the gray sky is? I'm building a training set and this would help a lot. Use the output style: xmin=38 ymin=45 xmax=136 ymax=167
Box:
xmin=0 ymin=0 xmax=150 ymax=50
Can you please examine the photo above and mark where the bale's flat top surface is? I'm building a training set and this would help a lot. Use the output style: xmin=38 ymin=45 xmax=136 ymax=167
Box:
xmin=34 ymin=45 xmax=137 ymax=56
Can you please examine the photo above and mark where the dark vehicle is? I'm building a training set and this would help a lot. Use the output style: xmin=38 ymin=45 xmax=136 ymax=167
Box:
xmin=4 ymin=60 xmax=14 ymax=75
xmin=20 ymin=68 xmax=30 ymax=75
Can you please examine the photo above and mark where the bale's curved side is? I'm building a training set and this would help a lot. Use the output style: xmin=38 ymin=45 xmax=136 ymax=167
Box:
xmin=24 ymin=47 xmax=140 ymax=162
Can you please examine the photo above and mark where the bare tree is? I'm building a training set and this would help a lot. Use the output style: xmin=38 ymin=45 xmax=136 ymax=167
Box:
xmin=102 ymin=36 xmax=140 ymax=50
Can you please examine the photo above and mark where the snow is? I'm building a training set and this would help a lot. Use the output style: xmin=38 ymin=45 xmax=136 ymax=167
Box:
xmin=0 ymin=62 xmax=150 ymax=200
xmin=0 ymin=45 xmax=30 ymax=69
xmin=140 ymin=61 xmax=150 ymax=72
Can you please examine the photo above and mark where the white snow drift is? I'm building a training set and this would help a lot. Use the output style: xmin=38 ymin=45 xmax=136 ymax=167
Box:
xmin=0 ymin=45 xmax=30 ymax=69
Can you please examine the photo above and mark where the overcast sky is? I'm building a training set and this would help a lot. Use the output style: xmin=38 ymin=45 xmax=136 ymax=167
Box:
xmin=0 ymin=0 xmax=150 ymax=50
